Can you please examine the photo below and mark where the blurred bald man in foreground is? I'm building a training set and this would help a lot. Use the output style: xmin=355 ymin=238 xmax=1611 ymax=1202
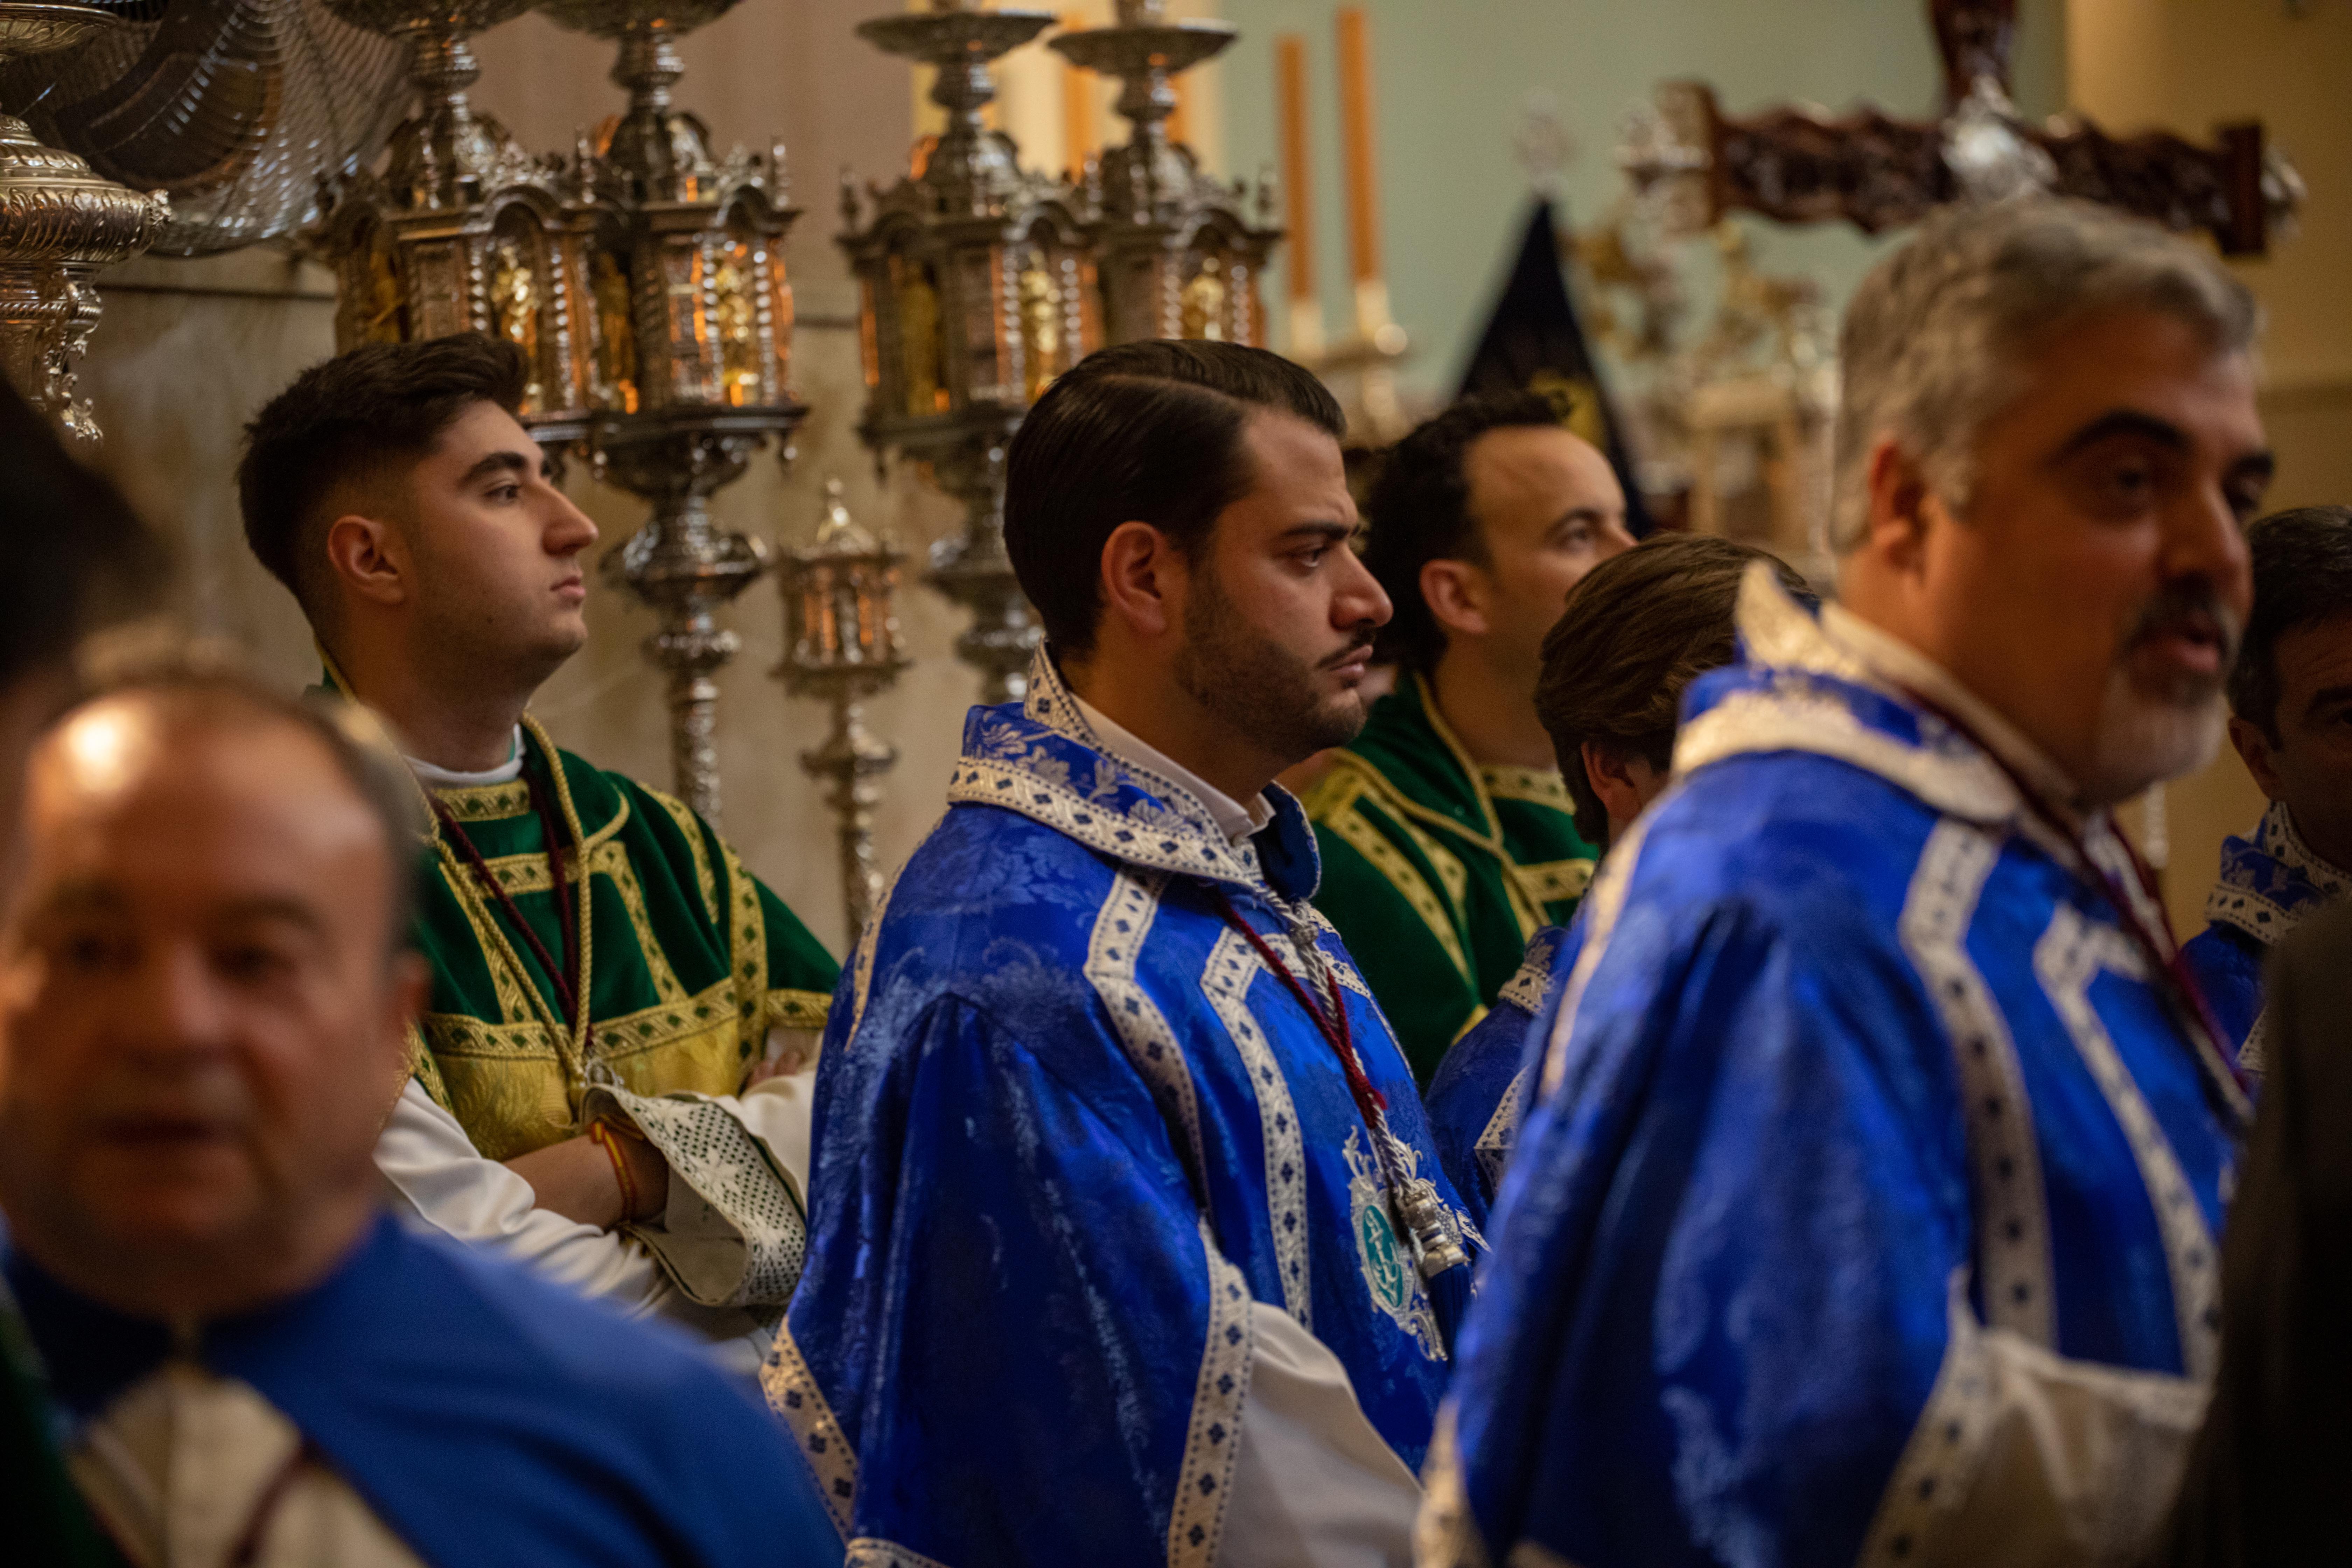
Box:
xmin=0 ymin=671 xmax=834 ymax=1567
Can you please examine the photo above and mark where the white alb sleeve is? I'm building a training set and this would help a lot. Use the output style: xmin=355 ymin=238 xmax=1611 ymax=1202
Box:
xmin=377 ymin=1079 xmax=781 ymax=1380
xmin=375 ymin=1078 xmax=681 ymax=1308
xmin=1218 ymin=1304 xmax=1423 ymax=1568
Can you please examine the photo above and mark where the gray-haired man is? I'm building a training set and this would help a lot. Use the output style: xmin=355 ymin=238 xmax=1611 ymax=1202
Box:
xmin=1423 ymin=198 xmax=2270 ymax=1568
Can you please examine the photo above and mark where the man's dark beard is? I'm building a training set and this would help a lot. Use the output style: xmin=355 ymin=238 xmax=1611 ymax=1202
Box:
xmin=1171 ymin=560 xmax=1374 ymax=765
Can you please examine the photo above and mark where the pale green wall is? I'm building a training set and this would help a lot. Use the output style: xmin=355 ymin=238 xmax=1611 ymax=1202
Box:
xmin=1215 ymin=0 xmax=2066 ymax=401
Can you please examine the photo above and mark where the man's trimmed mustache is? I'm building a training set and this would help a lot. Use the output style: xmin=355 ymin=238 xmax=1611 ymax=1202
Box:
xmin=1318 ymin=630 xmax=1379 ymax=670
xmin=2123 ymin=582 xmax=2240 ymax=673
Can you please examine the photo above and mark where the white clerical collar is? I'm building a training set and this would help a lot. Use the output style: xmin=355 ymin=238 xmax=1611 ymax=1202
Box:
xmin=406 ymin=726 xmax=526 ymax=790
xmin=1821 ymin=603 xmax=2083 ymax=812
xmin=1074 ymin=694 xmax=1274 ymax=847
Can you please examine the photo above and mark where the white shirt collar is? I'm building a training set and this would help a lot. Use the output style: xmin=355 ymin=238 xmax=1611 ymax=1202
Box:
xmin=406 ymin=726 xmax=526 ymax=790
xmin=1073 ymin=694 xmax=1274 ymax=847
xmin=1820 ymin=603 xmax=2083 ymax=812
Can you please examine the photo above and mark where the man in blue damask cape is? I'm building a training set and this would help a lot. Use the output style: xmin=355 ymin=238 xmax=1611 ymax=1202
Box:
xmin=2182 ymin=505 xmax=2352 ymax=1071
xmin=0 ymin=671 xmax=836 ymax=1566
xmin=1421 ymin=197 xmax=2273 ymax=1568
xmin=774 ymin=341 xmax=1485 ymax=1567
xmin=1423 ymin=535 xmax=1812 ymax=1219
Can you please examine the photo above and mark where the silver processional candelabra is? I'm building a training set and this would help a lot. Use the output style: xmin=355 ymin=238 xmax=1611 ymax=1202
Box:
xmin=839 ymin=0 xmax=1096 ymax=706
xmin=777 ymin=477 xmax=908 ymax=947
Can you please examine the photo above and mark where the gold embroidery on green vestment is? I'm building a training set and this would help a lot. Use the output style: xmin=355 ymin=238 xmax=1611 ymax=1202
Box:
xmin=471 ymin=792 xmax=631 ymax=889
xmin=646 ymin=785 xmax=721 ymax=925
xmin=722 ymin=835 xmax=770 ymax=1031
xmin=1479 ymin=765 xmax=1573 ymax=809
xmin=1390 ymin=794 xmax=1472 ymax=908
xmin=1326 ymin=740 xmax=1566 ymax=945
xmin=531 ymin=716 xmax=600 ymax=1069
xmin=405 ymin=711 xmax=836 ymax=1159
xmin=404 ymin=1022 xmax=450 ymax=1109
xmin=1414 ymin=674 xmax=1508 ymax=844
xmin=768 ymin=988 xmax=832 ymax=1032
xmin=1315 ymin=758 xmax=1475 ymax=909
xmin=434 ymin=779 xmax=534 ymax=821
xmin=1311 ymin=774 xmax=1474 ymax=982
xmin=433 ymin=833 xmax=552 ymax=1031
xmin=1519 ymin=857 xmax=1596 ymax=905
xmin=425 ymin=975 xmax=769 ymax=1159
xmin=414 ymin=720 xmax=604 ymax=1144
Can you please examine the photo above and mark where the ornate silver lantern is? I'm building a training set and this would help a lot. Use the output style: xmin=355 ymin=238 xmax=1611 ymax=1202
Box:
xmin=315 ymin=0 xmax=796 ymax=822
xmin=315 ymin=0 xmax=600 ymax=440
xmin=1052 ymin=0 xmax=1279 ymax=348
xmin=842 ymin=0 xmax=1096 ymax=704
xmin=776 ymin=477 xmax=908 ymax=946
xmin=542 ymin=0 xmax=802 ymax=826
xmin=0 ymin=2 xmax=169 ymax=440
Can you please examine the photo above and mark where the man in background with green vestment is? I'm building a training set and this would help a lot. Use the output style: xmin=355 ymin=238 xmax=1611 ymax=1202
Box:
xmin=1307 ymin=393 xmax=1632 ymax=1082
xmin=239 ymin=335 xmax=839 ymax=1381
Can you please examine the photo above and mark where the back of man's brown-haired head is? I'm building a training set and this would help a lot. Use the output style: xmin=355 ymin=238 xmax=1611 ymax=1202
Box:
xmin=237 ymin=333 xmax=528 ymax=635
xmin=1537 ymin=534 xmax=1816 ymax=845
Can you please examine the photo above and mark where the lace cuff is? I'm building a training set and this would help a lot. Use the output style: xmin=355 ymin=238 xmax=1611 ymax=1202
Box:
xmin=582 ymin=1085 xmax=808 ymax=1308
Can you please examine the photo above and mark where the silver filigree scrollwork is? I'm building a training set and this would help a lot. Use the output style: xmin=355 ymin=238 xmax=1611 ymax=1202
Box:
xmin=0 ymin=3 xmax=171 ymax=440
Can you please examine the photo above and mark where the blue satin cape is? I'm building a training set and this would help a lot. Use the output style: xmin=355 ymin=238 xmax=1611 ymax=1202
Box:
xmin=1434 ymin=571 xmax=2250 ymax=1568
xmin=1423 ymin=922 xmax=1576 ymax=1222
xmin=770 ymin=654 xmax=1480 ymax=1567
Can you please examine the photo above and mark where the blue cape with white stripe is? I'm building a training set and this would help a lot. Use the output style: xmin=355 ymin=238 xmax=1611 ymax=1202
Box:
xmin=1428 ymin=568 xmax=2248 ymax=1568
xmin=773 ymin=652 xmax=1480 ymax=1566
xmin=1424 ymin=922 xmax=1576 ymax=1221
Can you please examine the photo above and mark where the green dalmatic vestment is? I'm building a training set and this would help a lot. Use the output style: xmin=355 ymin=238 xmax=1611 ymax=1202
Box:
xmin=410 ymin=718 xmax=838 ymax=1159
xmin=1305 ymin=673 xmax=1596 ymax=1084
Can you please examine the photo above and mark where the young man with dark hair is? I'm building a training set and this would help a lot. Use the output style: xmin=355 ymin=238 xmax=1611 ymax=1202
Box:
xmin=0 ymin=671 xmax=837 ymax=1564
xmin=1423 ymin=534 xmax=1814 ymax=1214
xmin=1307 ymin=393 xmax=1634 ymax=1082
xmin=2183 ymin=504 xmax=2352 ymax=1069
xmin=779 ymin=340 xmax=1483 ymax=1565
xmin=237 ymin=334 xmax=837 ymax=1381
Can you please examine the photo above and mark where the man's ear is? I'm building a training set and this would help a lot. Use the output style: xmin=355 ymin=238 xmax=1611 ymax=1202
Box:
xmin=1862 ymin=437 xmax=1939 ymax=579
xmin=1098 ymin=520 xmax=1181 ymax=642
xmin=324 ymin=511 xmax=410 ymax=610
xmin=1420 ymin=557 xmax=1490 ymax=641
xmin=1581 ymin=739 xmax=1647 ymax=835
xmin=2228 ymin=714 xmax=2286 ymax=800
